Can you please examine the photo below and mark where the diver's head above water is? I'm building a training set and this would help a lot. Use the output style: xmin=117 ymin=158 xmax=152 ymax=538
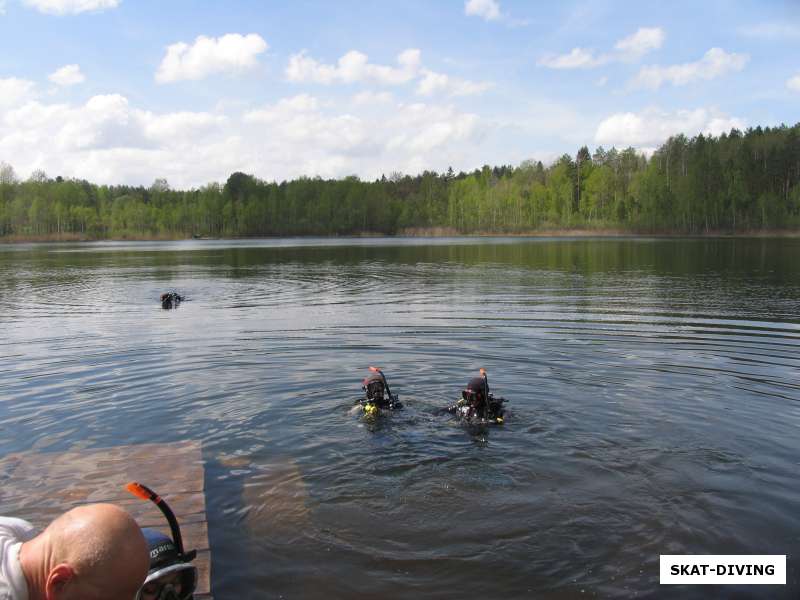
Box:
xmin=160 ymin=292 xmax=183 ymax=309
xmin=362 ymin=372 xmax=386 ymax=403
xmin=449 ymin=368 xmax=505 ymax=424
xmin=462 ymin=376 xmax=488 ymax=410
xmin=360 ymin=366 xmax=402 ymax=411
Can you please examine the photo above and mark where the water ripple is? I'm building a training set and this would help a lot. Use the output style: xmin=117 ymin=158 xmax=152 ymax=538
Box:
xmin=1 ymin=238 xmax=799 ymax=598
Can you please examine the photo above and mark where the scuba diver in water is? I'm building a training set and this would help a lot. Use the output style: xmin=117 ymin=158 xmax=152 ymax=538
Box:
xmin=160 ymin=292 xmax=183 ymax=309
xmin=126 ymin=482 xmax=198 ymax=600
xmin=358 ymin=366 xmax=402 ymax=415
xmin=446 ymin=368 xmax=506 ymax=424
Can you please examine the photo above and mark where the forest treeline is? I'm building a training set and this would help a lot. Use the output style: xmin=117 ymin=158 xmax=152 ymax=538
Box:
xmin=1 ymin=123 xmax=799 ymax=239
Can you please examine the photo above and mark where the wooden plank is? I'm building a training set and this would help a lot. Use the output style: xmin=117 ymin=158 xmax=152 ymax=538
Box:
xmin=0 ymin=441 xmax=212 ymax=597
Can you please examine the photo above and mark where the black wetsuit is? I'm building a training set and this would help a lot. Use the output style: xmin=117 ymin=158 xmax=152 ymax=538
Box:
xmin=446 ymin=393 xmax=505 ymax=423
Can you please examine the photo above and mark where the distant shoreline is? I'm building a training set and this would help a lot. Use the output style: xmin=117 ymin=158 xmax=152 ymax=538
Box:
xmin=1 ymin=228 xmax=799 ymax=244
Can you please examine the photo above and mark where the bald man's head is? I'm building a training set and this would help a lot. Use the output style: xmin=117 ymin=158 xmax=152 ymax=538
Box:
xmin=22 ymin=503 xmax=149 ymax=600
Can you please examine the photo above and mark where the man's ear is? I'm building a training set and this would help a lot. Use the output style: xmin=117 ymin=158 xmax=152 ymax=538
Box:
xmin=45 ymin=564 xmax=74 ymax=599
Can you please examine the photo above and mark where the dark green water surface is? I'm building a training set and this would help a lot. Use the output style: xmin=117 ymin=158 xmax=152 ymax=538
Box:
xmin=1 ymin=237 xmax=798 ymax=598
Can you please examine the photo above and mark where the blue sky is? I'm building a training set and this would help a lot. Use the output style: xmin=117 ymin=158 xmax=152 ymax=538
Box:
xmin=0 ymin=0 xmax=798 ymax=187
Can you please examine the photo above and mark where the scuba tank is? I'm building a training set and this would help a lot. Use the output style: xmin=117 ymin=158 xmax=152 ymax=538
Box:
xmin=360 ymin=366 xmax=402 ymax=415
xmin=127 ymin=482 xmax=198 ymax=600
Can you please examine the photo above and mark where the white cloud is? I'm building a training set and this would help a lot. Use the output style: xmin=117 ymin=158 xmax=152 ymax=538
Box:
xmin=0 ymin=92 xmax=231 ymax=184
xmin=739 ymin=23 xmax=800 ymax=39
xmin=614 ymin=27 xmax=665 ymax=60
xmin=0 ymin=78 xmax=36 ymax=108
xmin=243 ymin=94 xmax=319 ymax=123
xmin=595 ymin=107 xmax=745 ymax=149
xmin=141 ymin=111 xmax=227 ymax=142
xmin=156 ymin=33 xmax=268 ymax=83
xmin=0 ymin=1 xmax=6 ymax=15
xmin=23 ymin=0 xmax=119 ymax=15
xmin=539 ymin=27 xmax=664 ymax=70
xmin=464 ymin=0 xmax=500 ymax=21
xmin=387 ymin=103 xmax=480 ymax=153
xmin=538 ymin=47 xmax=608 ymax=69
xmin=286 ymin=48 xmax=421 ymax=85
xmin=4 ymin=95 xmax=141 ymax=153
xmin=492 ymin=97 xmax=590 ymax=146
xmin=416 ymin=69 xmax=491 ymax=97
xmin=632 ymin=48 xmax=749 ymax=89
xmin=48 ymin=64 xmax=85 ymax=86
xmin=788 ymin=73 xmax=800 ymax=92
xmin=238 ymin=97 xmax=483 ymax=178
xmin=0 ymin=91 xmax=484 ymax=187
xmin=244 ymin=95 xmax=368 ymax=154
xmin=286 ymin=48 xmax=489 ymax=98
xmin=352 ymin=91 xmax=394 ymax=105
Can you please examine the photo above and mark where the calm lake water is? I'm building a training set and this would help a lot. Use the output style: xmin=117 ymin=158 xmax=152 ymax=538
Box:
xmin=1 ymin=237 xmax=798 ymax=598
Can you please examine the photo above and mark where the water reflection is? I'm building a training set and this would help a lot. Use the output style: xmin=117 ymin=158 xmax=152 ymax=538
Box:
xmin=0 ymin=237 xmax=799 ymax=598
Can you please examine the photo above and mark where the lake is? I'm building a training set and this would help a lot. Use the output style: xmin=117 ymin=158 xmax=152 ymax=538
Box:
xmin=0 ymin=237 xmax=798 ymax=598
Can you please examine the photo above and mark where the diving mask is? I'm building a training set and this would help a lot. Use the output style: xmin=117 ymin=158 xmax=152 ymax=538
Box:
xmin=136 ymin=562 xmax=197 ymax=600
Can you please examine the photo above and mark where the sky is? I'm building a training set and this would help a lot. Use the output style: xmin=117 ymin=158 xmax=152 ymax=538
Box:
xmin=0 ymin=0 xmax=798 ymax=188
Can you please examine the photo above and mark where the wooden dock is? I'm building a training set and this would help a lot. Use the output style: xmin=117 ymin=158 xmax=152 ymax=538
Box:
xmin=0 ymin=440 xmax=211 ymax=599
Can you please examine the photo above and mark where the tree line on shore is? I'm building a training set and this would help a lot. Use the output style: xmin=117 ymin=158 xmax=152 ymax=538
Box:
xmin=1 ymin=123 xmax=799 ymax=239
